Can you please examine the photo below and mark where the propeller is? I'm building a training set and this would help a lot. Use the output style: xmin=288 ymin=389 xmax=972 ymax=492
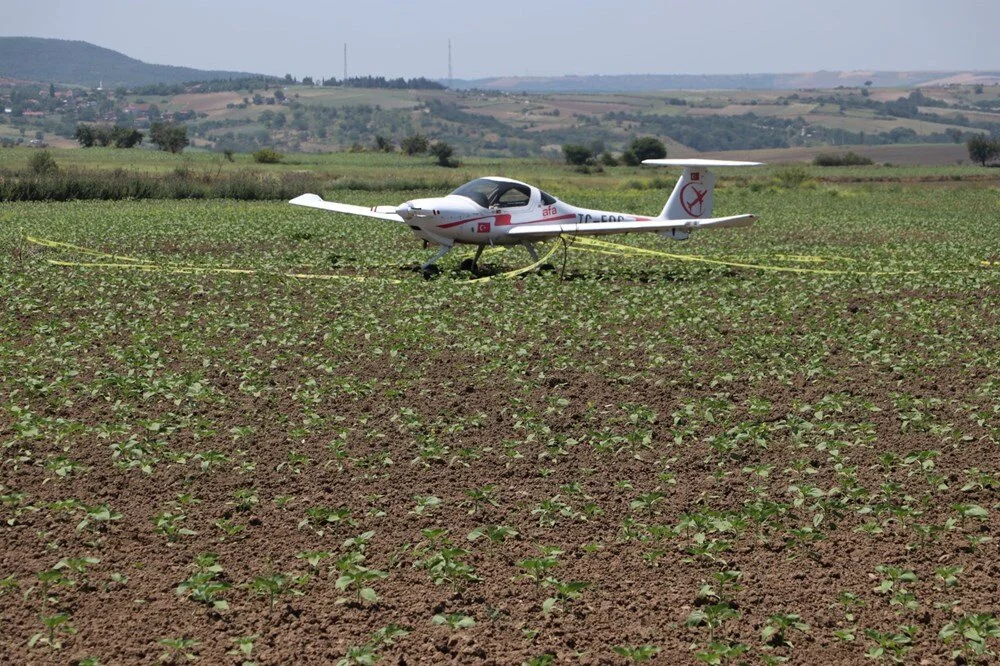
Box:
xmin=395 ymin=202 xmax=438 ymax=221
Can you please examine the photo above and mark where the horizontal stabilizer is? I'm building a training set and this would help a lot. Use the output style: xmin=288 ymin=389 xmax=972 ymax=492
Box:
xmin=507 ymin=214 xmax=756 ymax=238
xmin=289 ymin=194 xmax=403 ymax=222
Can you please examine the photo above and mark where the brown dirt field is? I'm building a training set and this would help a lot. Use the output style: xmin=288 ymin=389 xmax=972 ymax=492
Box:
xmin=2 ymin=238 xmax=999 ymax=664
xmin=171 ymin=92 xmax=247 ymax=114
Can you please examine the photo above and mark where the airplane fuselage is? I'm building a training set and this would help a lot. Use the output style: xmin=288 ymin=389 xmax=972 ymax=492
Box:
xmin=399 ymin=177 xmax=652 ymax=247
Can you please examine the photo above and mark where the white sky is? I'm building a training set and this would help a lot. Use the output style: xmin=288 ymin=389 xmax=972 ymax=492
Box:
xmin=3 ymin=0 xmax=999 ymax=80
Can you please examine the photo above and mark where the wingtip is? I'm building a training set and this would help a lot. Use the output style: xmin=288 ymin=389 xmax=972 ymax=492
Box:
xmin=289 ymin=193 xmax=323 ymax=205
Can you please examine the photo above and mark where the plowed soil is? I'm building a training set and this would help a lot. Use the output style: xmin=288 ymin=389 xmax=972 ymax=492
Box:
xmin=2 ymin=196 xmax=999 ymax=665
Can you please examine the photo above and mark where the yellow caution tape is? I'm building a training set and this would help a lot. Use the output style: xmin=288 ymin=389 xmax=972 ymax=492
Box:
xmin=565 ymin=236 xmax=990 ymax=276
xmin=26 ymin=233 xmax=994 ymax=282
xmin=26 ymin=235 xmax=149 ymax=264
xmin=466 ymin=241 xmax=562 ymax=283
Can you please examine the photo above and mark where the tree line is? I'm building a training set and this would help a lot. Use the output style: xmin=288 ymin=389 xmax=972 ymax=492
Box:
xmin=74 ymin=122 xmax=189 ymax=153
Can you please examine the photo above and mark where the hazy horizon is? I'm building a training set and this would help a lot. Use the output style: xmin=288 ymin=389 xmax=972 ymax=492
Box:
xmin=3 ymin=0 xmax=999 ymax=80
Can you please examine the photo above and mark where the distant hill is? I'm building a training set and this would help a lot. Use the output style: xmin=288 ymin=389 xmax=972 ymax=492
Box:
xmin=0 ymin=37 xmax=269 ymax=87
xmin=448 ymin=71 xmax=1000 ymax=93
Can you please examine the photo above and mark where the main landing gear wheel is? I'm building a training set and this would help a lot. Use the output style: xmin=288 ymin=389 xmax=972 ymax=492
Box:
xmin=422 ymin=265 xmax=441 ymax=280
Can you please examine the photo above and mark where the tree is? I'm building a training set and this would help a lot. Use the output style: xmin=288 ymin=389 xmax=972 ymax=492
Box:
xmin=401 ymin=133 xmax=429 ymax=156
xmin=74 ymin=124 xmax=97 ymax=147
xmin=373 ymin=135 xmax=394 ymax=152
xmin=626 ymin=136 xmax=667 ymax=163
xmin=967 ymin=135 xmax=999 ymax=166
xmin=111 ymin=127 xmax=143 ymax=148
xmin=149 ymin=122 xmax=189 ymax=154
xmin=562 ymin=144 xmax=593 ymax=166
xmin=430 ymin=142 xmax=457 ymax=167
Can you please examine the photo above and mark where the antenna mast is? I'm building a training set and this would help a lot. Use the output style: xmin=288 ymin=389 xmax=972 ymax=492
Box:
xmin=448 ymin=39 xmax=453 ymax=87
xmin=343 ymin=43 xmax=348 ymax=82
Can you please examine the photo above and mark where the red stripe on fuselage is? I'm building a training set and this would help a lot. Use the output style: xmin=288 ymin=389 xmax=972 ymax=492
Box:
xmin=437 ymin=212 xmax=653 ymax=229
xmin=500 ymin=213 xmax=576 ymax=226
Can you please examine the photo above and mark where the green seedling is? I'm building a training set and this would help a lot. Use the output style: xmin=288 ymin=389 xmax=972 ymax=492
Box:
xmin=45 ymin=455 xmax=88 ymax=478
xmin=693 ymin=640 xmax=748 ymax=665
xmin=686 ymin=603 xmax=740 ymax=642
xmin=833 ymin=627 xmax=856 ymax=642
xmin=214 ymin=518 xmax=245 ymax=540
xmin=0 ymin=574 xmax=18 ymax=595
xmin=335 ymin=566 xmax=386 ymax=605
xmin=158 ymin=637 xmax=199 ymax=663
xmin=231 ymin=488 xmax=259 ymax=512
xmin=410 ymin=495 xmax=442 ymax=516
xmin=54 ymin=556 xmax=100 ymax=589
xmin=195 ymin=450 xmax=229 ymax=472
xmin=462 ymin=485 xmax=500 ymax=514
xmin=467 ymin=524 xmax=518 ymax=549
xmin=152 ymin=510 xmax=196 ymax=542
xmin=432 ymin=613 xmax=475 ymax=629
xmin=698 ymin=570 xmax=743 ymax=603
xmin=541 ymin=578 xmax=589 ymax=615
xmin=229 ymin=634 xmax=259 ymax=662
xmin=251 ymin=572 xmax=307 ymax=610
xmin=337 ymin=645 xmax=377 ymax=666
xmin=761 ymin=613 xmax=810 ymax=647
xmin=277 ymin=449 xmax=310 ymax=474
xmin=370 ymin=624 xmax=410 ymax=647
xmin=873 ymin=565 xmax=918 ymax=611
xmin=28 ymin=612 xmax=77 ymax=650
xmin=940 ymin=613 xmax=1000 ymax=661
xmin=76 ymin=504 xmax=122 ymax=533
xmin=837 ymin=591 xmax=865 ymax=622
xmin=298 ymin=506 xmax=356 ymax=536
xmin=518 ymin=554 xmax=559 ymax=587
xmin=630 ymin=491 xmax=666 ymax=514
xmin=296 ymin=550 xmax=332 ymax=570
xmin=864 ymin=625 xmax=916 ymax=663
xmin=35 ymin=568 xmax=74 ymax=603
xmin=612 ymin=645 xmax=661 ymax=663
xmin=176 ymin=554 xmax=229 ymax=611
xmin=422 ymin=546 xmax=480 ymax=590
xmin=934 ymin=565 xmax=963 ymax=587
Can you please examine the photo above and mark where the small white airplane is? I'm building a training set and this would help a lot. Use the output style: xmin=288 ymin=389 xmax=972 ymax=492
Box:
xmin=289 ymin=159 xmax=762 ymax=276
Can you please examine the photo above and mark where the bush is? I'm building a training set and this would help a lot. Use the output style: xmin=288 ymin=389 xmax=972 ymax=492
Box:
xmin=28 ymin=150 xmax=58 ymax=175
xmin=562 ymin=144 xmax=593 ymax=166
xmin=430 ymin=142 xmax=458 ymax=168
xmin=774 ymin=167 xmax=809 ymax=188
xmin=812 ymin=151 xmax=874 ymax=167
xmin=401 ymin=134 xmax=429 ymax=156
xmin=252 ymin=148 xmax=283 ymax=164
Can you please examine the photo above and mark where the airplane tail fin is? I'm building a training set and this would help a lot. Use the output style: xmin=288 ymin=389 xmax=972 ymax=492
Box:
xmin=644 ymin=159 xmax=763 ymax=222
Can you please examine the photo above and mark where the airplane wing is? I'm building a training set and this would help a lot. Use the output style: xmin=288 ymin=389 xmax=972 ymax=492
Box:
xmin=506 ymin=214 xmax=756 ymax=238
xmin=289 ymin=193 xmax=403 ymax=222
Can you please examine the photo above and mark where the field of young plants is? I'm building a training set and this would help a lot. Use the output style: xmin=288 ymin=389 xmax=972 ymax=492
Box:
xmin=2 ymin=168 xmax=999 ymax=664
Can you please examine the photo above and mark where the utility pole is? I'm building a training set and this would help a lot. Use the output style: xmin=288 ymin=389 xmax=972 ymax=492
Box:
xmin=448 ymin=39 xmax=453 ymax=88
xmin=343 ymin=43 xmax=348 ymax=82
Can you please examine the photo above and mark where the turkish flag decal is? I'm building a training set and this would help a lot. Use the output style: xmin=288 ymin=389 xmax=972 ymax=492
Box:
xmin=477 ymin=222 xmax=491 ymax=233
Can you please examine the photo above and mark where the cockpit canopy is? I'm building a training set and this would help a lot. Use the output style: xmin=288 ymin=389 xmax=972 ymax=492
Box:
xmin=450 ymin=178 xmax=556 ymax=209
